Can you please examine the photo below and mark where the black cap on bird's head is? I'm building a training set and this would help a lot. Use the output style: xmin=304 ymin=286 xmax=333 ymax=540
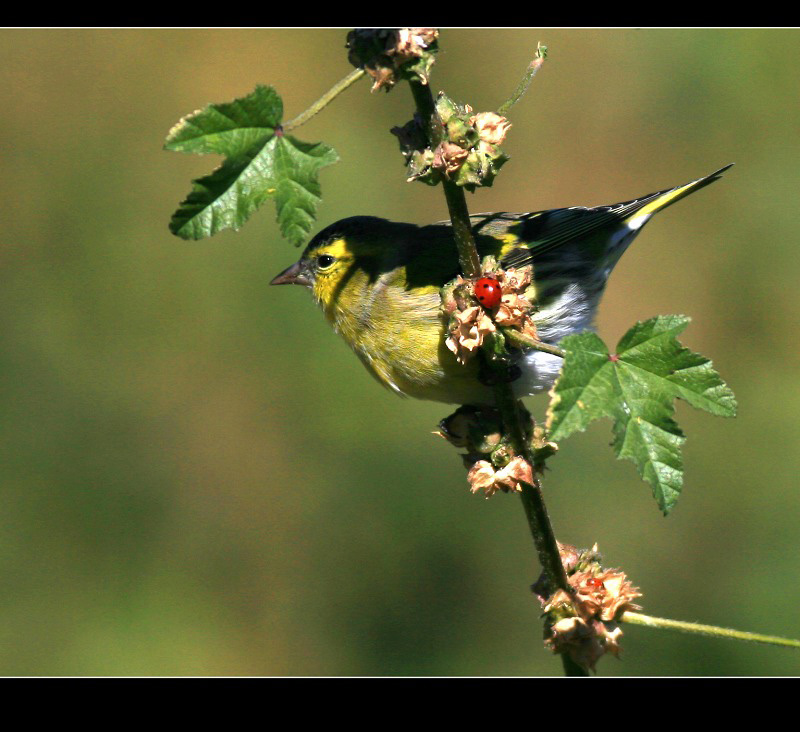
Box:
xmin=270 ymin=216 xmax=405 ymax=289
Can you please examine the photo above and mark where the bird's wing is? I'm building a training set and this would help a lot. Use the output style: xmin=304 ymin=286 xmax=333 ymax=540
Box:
xmin=493 ymin=164 xmax=733 ymax=269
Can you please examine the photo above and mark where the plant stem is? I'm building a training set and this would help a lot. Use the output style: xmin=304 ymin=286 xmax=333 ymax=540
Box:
xmin=407 ymin=80 xmax=482 ymax=277
xmin=622 ymin=611 xmax=800 ymax=649
xmin=442 ymin=181 xmax=483 ymax=277
xmin=407 ymin=76 xmax=572 ymax=616
xmin=497 ymin=44 xmax=547 ymax=117
xmin=503 ymin=328 xmax=565 ymax=359
xmin=490 ymin=382 xmax=568 ymax=591
xmin=561 ymin=654 xmax=591 ymax=677
xmin=284 ymin=68 xmax=366 ymax=132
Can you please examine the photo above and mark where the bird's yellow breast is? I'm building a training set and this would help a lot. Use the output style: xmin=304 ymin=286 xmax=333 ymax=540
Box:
xmin=318 ymin=263 xmax=489 ymax=403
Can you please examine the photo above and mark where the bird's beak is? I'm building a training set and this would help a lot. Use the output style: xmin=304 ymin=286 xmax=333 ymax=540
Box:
xmin=270 ymin=261 xmax=311 ymax=287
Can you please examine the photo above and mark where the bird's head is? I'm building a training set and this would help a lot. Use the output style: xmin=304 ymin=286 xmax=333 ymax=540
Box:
xmin=270 ymin=216 xmax=419 ymax=311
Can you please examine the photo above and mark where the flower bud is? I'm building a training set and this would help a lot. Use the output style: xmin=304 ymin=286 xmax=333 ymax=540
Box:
xmin=432 ymin=141 xmax=469 ymax=178
xmin=446 ymin=117 xmax=480 ymax=149
xmin=435 ymin=91 xmax=460 ymax=124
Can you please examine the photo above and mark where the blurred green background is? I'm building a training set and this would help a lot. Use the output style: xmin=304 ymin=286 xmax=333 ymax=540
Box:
xmin=1 ymin=28 xmax=798 ymax=676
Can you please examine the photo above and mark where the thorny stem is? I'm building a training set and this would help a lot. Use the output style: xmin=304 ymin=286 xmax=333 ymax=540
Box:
xmin=622 ymin=612 xmax=800 ymax=650
xmin=407 ymin=76 xmax=577 ymax=673
xmin=284 ymin=68 xmax=366 ymax=132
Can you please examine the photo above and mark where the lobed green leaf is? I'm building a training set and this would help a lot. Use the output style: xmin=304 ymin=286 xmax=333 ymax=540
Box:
xmin=546 ymin=315 xmax=737 ymax=514
xmin=166 ymin=85 xmax=338 ymax=245
xmin=165 ymin=85 xmax=283 ymax=157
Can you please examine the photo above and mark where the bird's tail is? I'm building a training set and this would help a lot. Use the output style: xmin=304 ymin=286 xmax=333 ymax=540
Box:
xmin=624 ymin=163 xmax=734 ymax=226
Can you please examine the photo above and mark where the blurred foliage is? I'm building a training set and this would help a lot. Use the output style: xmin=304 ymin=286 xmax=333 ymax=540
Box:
xmin=0 ymin=28 xmax=798 ymax=676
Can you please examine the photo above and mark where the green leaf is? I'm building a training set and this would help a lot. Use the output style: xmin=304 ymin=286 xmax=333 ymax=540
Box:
xmin=165 ymin=85 xmax=338 ymax=245
xmin=165 ymin=84 xmax=283 ymax=157
xmin=546 ymin=315 xmax=737 ymax=515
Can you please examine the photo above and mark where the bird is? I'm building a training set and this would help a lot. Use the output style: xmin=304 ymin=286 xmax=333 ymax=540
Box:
xmin=271 ymin=165 xmax=732 ymax=405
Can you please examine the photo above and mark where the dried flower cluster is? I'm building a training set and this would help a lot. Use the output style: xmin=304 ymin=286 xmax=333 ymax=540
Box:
xmin=445 ymin=298 xmax=496 ymax=366
xmin=470 ymin=112 xmax=512 ymax=146
xmin=466 ymin=456 xmax=533 ymax=498
xmin=346 ymin=28 xmax=439 ymax=92
xmin=392 ymin=92 xmax=511 ymax=191
xmin=491 ymin=267 xmax=539 ymax=338
xmin=436 ymin=404 xmax=538 ymax=498
xmin=443 ymin=265 xmax=537 ymax=366
xmin=435 ymin=264 xmax=549 ymax=498
xmin=536 ymin=542 xmax=642 ymax=672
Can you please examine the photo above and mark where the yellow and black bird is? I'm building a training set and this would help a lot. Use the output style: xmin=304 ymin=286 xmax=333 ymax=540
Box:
xmin=272 ymin=165 xmax=732 ymax=405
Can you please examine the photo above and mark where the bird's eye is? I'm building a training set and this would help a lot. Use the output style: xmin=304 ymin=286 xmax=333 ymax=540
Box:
xmin=317 ymin=254 xmax=336 ymax=270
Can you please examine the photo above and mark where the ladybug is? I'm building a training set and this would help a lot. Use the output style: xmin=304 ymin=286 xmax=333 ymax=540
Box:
xmin=473 ymin=277 xmax=502 ymax=309
xmin=585 ymin=577 xmax=604 ymax=590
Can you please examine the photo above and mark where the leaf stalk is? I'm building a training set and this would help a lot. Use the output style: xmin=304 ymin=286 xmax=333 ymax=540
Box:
xmin=622 ymin=611 xmax=800 ymax=649
xmin=284 ymin=68 xmax=366 ymax=132
xmin=503 ymin=328 xmax=565 ymax=359
xmin=497 ymin=44 xmax=547 ymax=117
